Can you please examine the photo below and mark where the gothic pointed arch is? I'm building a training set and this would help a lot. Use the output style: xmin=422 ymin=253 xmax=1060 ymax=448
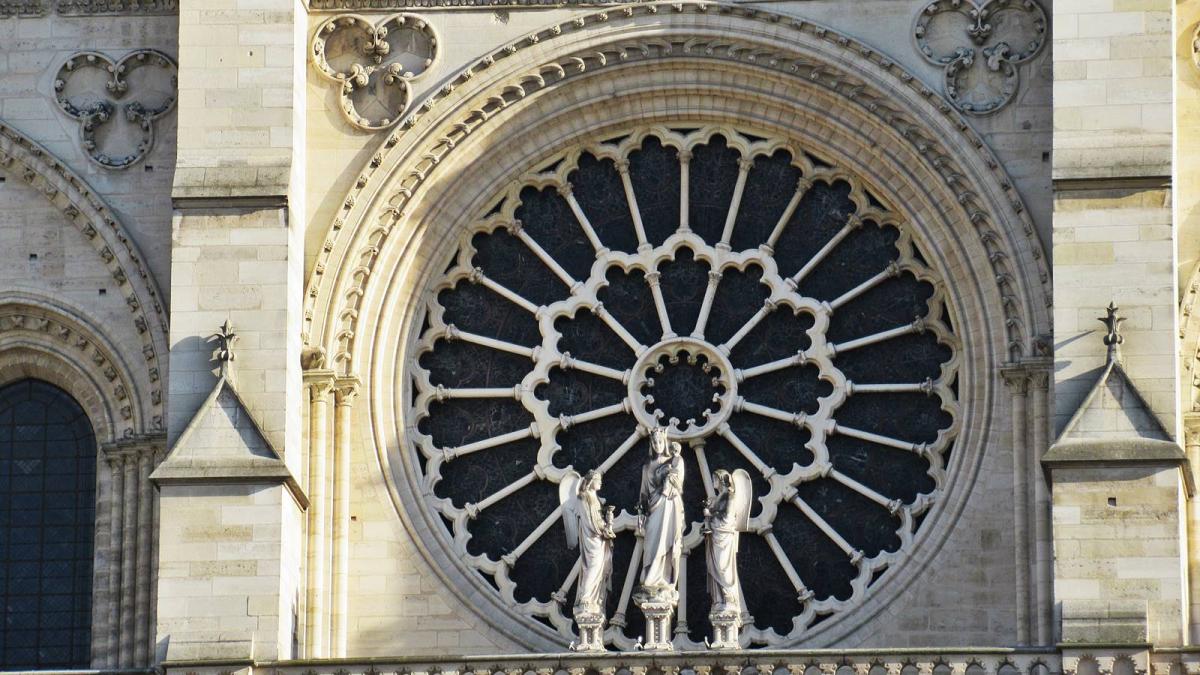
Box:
xmin=302 ymin=3 xmax=1052 ymax=650
xmin=0 ymin=121 xmax=167 ymax=438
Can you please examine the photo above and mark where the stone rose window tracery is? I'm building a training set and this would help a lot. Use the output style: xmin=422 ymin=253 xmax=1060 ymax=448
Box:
xmin=409 ymin=126 xmax=961 ymax=648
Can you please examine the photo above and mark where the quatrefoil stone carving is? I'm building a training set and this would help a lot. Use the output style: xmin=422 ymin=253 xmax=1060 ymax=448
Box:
xmin=312 ymin=13 xmax=438 ymax=131
xmin=53 ymin=50 xmax=177 ymax=169
xmin=913 ymin=0 xmax=1047 ymax=115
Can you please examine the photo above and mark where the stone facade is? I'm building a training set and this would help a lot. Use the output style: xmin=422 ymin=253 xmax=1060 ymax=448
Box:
xmin=3 ymin=0 xmax=1200 ymax=671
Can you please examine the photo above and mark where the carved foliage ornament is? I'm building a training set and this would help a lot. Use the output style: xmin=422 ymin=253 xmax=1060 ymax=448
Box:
xmin=53 ymin=50 xmax=177 ymax=169
xmin=312 ymin=13 xmax=438 ymax=131
xmin=913 ymin=0 xmax=1047 ymax=115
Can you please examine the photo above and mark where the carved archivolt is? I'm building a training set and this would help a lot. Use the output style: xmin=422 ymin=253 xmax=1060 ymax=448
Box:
xmin=311 ymin=13 xmax=438 ymax=131
xmin=0 ymin=299 xmax=148 ymax=443
xmin=913 ymin=0 xmax=1047 ymax=115
xmin=0 ymin=123 xmax=167 ymax=436
xmin=410 ymin=124 xmax=962 ymax=647
xmin=53 ymin=50 xmax=178 ymax=169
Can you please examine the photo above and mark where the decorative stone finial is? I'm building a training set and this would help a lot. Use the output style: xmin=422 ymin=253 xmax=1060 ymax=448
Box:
xmin=1098 ymin=302 xmax=1124 ymax=363
xmin=212 ymin=319 xmax=238 ymax=364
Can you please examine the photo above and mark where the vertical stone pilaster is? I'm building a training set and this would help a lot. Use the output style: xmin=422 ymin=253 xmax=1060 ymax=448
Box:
xmin=120 ymin=454 xmax=137 ymax=665
xmin=135 ymin=450 xmax=153 ymax=664
xmin=304 ymin=370 xmax=335 ymax=657
xmin=106 ymin=454 xmax=123 ymax=667
xmin=1028 ymin=368 xmax=1054 ymax=644
xmin=332 ymin=377 xmax=360 ymax=657
xmin=1002 ymin=367 xmax=1031 ymax=644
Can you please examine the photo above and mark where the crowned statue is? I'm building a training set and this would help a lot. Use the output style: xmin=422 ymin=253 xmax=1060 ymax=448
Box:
xmin=559 ymin=469 xmax=616 ymax=652
xmin=634 ymin=425 xmax=685 ymax=650
xmin=703 ymin=468 xmax=752 ymax=649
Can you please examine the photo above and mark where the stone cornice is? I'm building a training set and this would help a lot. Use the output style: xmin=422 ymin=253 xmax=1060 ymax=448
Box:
xmin=0 ymin=0 xmax=177 ymax=16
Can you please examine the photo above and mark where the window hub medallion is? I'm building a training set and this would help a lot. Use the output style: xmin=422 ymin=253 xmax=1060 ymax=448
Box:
xmin=630 ymin=337 xmax=734 ymax=439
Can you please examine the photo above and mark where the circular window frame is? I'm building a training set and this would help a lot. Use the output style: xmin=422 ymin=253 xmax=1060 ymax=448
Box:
xmin=396 ymin=123 xmax=974 ymax=650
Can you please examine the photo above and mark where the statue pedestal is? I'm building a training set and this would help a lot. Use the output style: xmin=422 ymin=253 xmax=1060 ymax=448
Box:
xmin=708 ymin=609 xmax=742 ymax=650
xmin=571 ymin=610 xmax=606 ymax=652
xmin=635 ymin=592 xmax=677 ymax=651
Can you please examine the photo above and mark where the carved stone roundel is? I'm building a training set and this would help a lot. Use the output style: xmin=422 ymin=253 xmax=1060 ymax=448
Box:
xmin=913 ymin=0 xmax=1047 ymax=115
xmin=409 ymin=125 xmax=962 ymax=648
xmin=311 ymin=13 xmax=438 ymax=131
xmin=53 ymin=50 xmax=177 ymax=169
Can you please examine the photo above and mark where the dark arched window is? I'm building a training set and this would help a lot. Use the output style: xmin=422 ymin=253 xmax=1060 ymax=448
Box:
xmin=0 ymin=379 xmax=96 ymax=669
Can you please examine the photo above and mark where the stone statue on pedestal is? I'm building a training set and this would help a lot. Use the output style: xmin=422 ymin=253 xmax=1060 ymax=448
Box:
xmin=634 ymin=425 xmax=684 ymax=650
xmin=703 ymin=468 xmax=751 ymax=649
xmin=560 ymin=469 xmax=615 ymax=652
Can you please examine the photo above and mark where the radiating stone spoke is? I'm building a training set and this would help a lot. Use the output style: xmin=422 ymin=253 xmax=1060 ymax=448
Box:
xmin=740 ymin=399 xmax=806 ymax=428
xmin=718 ymin=424 xmax=777 ymax=478
xmin=829 ymin=262 xmax=899 ymax=310
xmin=434 ymin=384 xmax=521 ymax=401
xmin=469 ymin=267 xmax=541 ymax=315
xmin=561 ymin=187 xmax=607 ymax=253
xmin=736 ymin=351 xmax=808 ymax=381
xmin=718 ymin=158 xmax=755 ymax=248
xmin=559 ymin=353 xmax=628 ymax=382
xmin=644 ymin=272 xmax=676 ymax=338
xmin=596 ymin=429 xmax=646 ymax=475
xmin=829 ymin=468 xmax=901 ymax=513
xmin=501 ymin=503 xmax=563 ymax=568
xmin=763 ymin=177 xmax=812 ymax=252
xmin=616 ymin=161 xmax=650 ymax=247
xmin=787 ymin=215 xmax=861 ymax=288
xmin=832 ymin=422 xmax=926 ymax=455
xmin=691 ymin=271 xmax=723 ymax=340
xmin=828 ymin=319 xmax=922 ymax=356
xmin=595 ymin=305 xmax=647 ymax=354
xmin=444 ymin=325 xmax=537 ymax=359
xmin=465 ymin=470 xmax=539 ymax=517
xmin=610 ymin=538 xmax=643 ymax=628
xmin=560 ymin=401 xmax=628 ymax=429
xmin=720 ymin=298 xmax=776 ymax=353
xmin=787 ymin=492 xmax=863 ymax=562
xmin=692 ymin=441 xmax=715 ymax=498
xmin=510 ymin=223 xmax=579 ymax=290
xmin=848 ymin=379 xmax=935 ymax=396
xmin=763 ymin=530 xmax=814 ymax=601
xmin=552 ymin=556 xmax=583 ymax=605
xmin=443 ymin=423 xmax=539 ymax=461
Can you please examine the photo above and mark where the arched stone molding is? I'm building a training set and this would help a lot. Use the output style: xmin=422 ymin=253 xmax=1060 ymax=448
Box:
xmin=0 ymin=121 xmax=168 ymax=432
xmin=303 ymin=3 xmax=1053 ymax=650
xmin=305 ymin=2 xmax=1051 ymax=370
xmin=0 ymin=292 xmax=153 ymax=443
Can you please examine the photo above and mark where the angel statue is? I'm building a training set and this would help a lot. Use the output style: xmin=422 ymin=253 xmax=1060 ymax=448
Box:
xmin=703 ymin=468 xmax=752 ymax=649
xmin=634 ymin=425 xmax=685 ymax=650
xmin=559 ymin=469 xmax=615 ymax=652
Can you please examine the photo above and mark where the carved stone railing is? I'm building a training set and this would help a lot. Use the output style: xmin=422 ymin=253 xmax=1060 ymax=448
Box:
xmin=159 ymin=649 xmax=1064 ymax=675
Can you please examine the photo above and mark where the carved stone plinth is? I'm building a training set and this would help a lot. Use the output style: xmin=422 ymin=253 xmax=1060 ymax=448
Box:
xmin=571 ymin=610 xmax=606 ymax=652
xmin=708 ymin=609 xmax=742 ymax=650
xmin=635 ymin=593 xmax=677 ymax=651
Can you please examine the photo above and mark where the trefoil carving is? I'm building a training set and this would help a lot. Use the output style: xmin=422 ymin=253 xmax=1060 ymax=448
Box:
xmin=311 ymin=13 xmax=438 ymax=131
xmin=53 ymin=50 xmax=177 ymax=169
xmin=913 ymin=0 xmax=1047 ymax=115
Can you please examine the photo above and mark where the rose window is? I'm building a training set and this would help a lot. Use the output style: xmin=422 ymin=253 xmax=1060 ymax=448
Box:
xmin=410 ymin=126 xmax=960 ymax=648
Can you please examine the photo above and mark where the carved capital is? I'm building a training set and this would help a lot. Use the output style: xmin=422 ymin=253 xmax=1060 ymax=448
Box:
xmin=334 ymin=376 xmax=361 ymax=406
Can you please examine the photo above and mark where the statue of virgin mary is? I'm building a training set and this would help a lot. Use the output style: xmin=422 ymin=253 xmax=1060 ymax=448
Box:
xmin=635 ymin=426 xmax=685 ymax=603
